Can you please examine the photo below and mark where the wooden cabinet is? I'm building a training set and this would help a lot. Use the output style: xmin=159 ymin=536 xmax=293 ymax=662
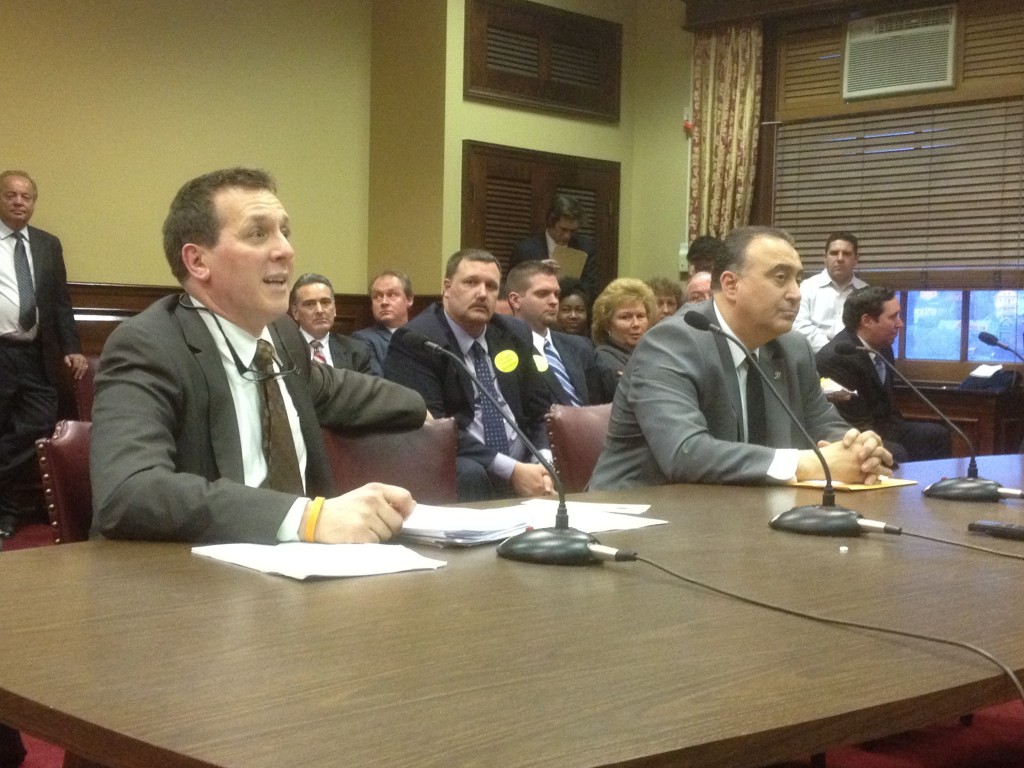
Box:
xmin=893 ymin=385 xmax=1024 ymax=458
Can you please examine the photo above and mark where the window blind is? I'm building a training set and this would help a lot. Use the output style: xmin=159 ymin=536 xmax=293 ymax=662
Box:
xmin=773 ymin=99 xmax=1023 ymax=278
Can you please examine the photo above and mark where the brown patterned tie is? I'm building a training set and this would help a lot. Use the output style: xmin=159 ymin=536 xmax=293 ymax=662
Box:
xmin=253 ymin=339 xmax=304 ymax=494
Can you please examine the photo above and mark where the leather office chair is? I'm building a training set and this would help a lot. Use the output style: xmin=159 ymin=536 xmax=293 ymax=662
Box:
xmin=321 ymin=417 xmax=458 ymax=504
xmin=36 ymin=420 xmax=93 ymax=545
xmin=545 ymin=403 xmax=612 ymax=493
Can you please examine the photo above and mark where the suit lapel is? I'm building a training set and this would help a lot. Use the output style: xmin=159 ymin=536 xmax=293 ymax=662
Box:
xmin=759 ymin=341 xmax=793 ymax=448
xmin=176 ymin=298 xmax=246 ymax=483
xmin=703 ymin=304 xmax=744 ymax=440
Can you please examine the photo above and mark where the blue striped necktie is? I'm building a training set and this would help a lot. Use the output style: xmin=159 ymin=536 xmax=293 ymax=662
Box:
xmin=544 ymin=339 xmax=582 ymax=406
xmin=470 ymin=342 xmax=510 ymax=453
xmin=12 ymin=232 xmax=36 ymax=331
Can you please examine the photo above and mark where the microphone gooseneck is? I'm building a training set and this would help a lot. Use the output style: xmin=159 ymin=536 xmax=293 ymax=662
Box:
xmin=977 ymin=332 xmax=1024 ymax=364
xmin=394 ymin=329 xmax=600 ymax=565
xmin=833 ymin=342 xmax=1002 ymax=502
xmin=681 ymin=311 xmax=889 ymax=537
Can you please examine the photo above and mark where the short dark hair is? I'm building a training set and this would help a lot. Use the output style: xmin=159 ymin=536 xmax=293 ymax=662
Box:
xmin=506 ymin=260 xmax=560 ymax=295
xmin=162 ymin=167 xmax=277 ymax=283
xmin=826 ymin=231 xmax=859 ymax=254
xmin=369 ymin=270 xmax=413 ymax=298
xmin=715 ymin=226 xmax=796 ymax=288
xmin=843 ymin=285 xmax=896 ymax=330
xmin=646 ymin=276 xmax=682 ymax=305
xmin=558 ymin=276 xmax=591 ymax=306
xmin=444 ymin=248 xmax=500 ymax=280
xmin=687 ymin=235 xmax=725 ymax=265
xmin=290 ymin=272 xmax=333 ymax=308
xmin=546 ymin=194 xmax=583 ymax=226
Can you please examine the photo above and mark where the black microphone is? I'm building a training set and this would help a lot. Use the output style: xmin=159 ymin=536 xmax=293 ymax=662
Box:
xmin=394 ymin=328 xmax=601 ymax=565
xmin=834 ymin=342 xmax=1002 ymax=502
xmin=682 ymin=311 xmax=897 ymax=537
xmin=978 ymin=332 xmax=1024 ymax=364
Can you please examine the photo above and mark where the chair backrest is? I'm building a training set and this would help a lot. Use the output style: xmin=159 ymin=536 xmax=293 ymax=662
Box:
xmin=36 ymin=420 xmax=93 ymax=544
xmin=545 ymin=403 xmax=613 ymax=493
xmin=72 ymin=355 xmax=101 ymax=420
xmin=321 ymin=417 xmax=458 ymax=505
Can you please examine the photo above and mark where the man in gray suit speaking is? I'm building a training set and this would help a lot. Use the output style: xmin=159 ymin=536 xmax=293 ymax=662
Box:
xmin=590 ymin=226 xmax=891 ymax=490
xmin=90 ymin=168 xmax=427 ymax=545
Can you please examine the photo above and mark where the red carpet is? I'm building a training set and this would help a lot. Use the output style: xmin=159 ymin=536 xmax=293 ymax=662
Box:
xmin=4 ymin=523 xmax=1024 ymax=768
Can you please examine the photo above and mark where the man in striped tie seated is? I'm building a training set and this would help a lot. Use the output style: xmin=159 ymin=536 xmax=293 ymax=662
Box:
xmin=288 ymin=272 xmax=374 ymax=374
xmin=506 ymin=260 xmax=618 ymax=407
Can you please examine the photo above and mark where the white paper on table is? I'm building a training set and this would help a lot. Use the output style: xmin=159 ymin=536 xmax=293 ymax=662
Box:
xmin=192 ymin=542 xmax=446 ymax=581
xmin=970 ymin=364 xmax=1003 ymax=378
xmin=517 ymin=499 xmax=665 ymax=533
xmin=519 ymin=498 xmax=651 ymax=516
xmin=403 ymin=504 xmax=532 ymax=537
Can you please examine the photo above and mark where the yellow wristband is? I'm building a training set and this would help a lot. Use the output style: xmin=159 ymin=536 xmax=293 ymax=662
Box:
xmin=304 ymin=497 xmax=325 ymax=543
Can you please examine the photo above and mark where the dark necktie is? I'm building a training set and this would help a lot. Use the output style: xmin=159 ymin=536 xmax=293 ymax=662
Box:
xmin=311 ymin=339 xmax=327 ymax=364
xmin=873 ymin=354 xmax=886 ymax=384
xmin=470 ymin=342 xmax=510 ymax=454
xmin=544 ymin=339 xmax=582 ymax=406
xmin=253 ymin=339 xmax=304 ymax=494
xmin=12 ymin=232 xmax=36 ymax=331
xmin=745 ymin=358 xmax=767 ymax=446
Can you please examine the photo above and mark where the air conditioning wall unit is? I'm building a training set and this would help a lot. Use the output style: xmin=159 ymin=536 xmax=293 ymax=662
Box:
xmin=843 ymin=5 xmax=956 ymax=100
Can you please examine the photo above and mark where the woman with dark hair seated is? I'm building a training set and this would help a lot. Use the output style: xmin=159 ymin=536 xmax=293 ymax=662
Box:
xmin=556 ymin=277 xmax=592 ymax=337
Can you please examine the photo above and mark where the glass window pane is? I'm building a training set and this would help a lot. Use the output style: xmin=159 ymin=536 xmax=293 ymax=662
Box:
xmin=904 ymin=290 xmax=962 ymax=360
xmin=968 ymin=290 xmax=1024 ymax=362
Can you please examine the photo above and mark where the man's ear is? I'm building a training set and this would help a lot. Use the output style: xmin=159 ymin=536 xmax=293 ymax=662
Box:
xmin=506 ymin=291 xmax=521 ymax=312
xmin=718 ymin=269 xmax=739 ymax=298
xmin=181 ymin=243 xmax=210 ymax=282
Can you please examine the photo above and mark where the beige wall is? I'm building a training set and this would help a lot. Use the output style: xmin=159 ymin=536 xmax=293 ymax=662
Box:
xmin=6 ymin=0 xmax=374 ymax=290
xmin=9 ymin=0 xmax=693 ymax=294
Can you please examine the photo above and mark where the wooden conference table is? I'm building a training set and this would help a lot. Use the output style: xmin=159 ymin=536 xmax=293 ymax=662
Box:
xmin=2 ymin=455 xmax=1024 ymax=768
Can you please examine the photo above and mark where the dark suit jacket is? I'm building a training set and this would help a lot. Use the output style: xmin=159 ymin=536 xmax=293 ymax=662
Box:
xmin=327 ymin=332 xmax=374 ymax=375
xmin=816 ymin=328 xmax=899 ymax=431
xmin=23 ymin=226 xmax=81 ymax=382
xmin=384 ymin=303 xmax=554 ymax=472
xmin=589 ymin=299 xmax=850 ymax=489
xmin=351 ymin=323 xmax=393 ymax=376
xmin=546 ymin=331 xmax=618 ymax=406
xmin=90 ymin=294 xmax=426 ymax=544
xmin=510 ymin=233 xmax=600 ymax=303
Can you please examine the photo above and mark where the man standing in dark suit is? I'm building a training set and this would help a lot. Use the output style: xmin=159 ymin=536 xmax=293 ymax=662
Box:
xmin=385 ymin=249 xmax=555 ymax=501
xmin=289 ymin=273 xmax=373 ymax=374
xmin=506 ymin=260 xmax=617 ymax=406
xmin=590 ymin=226 xmax=892 ymax=490
xmin=352 ymin=270 xmax=414 ymax=376
xmin=509 ymin=194 xmax=600 ymax=302
xmin=816 ymin=286 xmax=951 ymax=462
xmin=90 ymin=168 xmax=427 ymax=545
xmin=0 ymin=170 xmax=87 ymax=540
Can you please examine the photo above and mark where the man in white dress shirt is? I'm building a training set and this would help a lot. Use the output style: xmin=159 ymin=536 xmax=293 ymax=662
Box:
xmin=793 ymin=231 xmax=868 ymax=352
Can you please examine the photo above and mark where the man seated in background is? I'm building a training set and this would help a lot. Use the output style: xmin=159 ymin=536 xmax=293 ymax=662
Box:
xmin=506 ymin=261 xmax=617 ymax=406
xmin=352 ymin=270 xmax=413 ymax=376
xmin=90 ymin=168 xmax=427 ymax=545
xmin=816 ymin=286 xmax=951 ymax=463
xmin=793 ymin=231 xmax=867 ymax=352
xmin=685 ymin=234 xmax=725 ymax=276
xmin=682 ymin=270 xmax=712 ymax=306
xmin=590 ymin=226 xmax=891 ymax=490
xmin=289 ymin=272 xmax=373 ymax=374
xmin=510 ymin=194 xmax=600 ymax=302
xmin=385 ymin=249 xmax=555 ymax=501
xmin=646 ymin=276 xmax=682 ymax=325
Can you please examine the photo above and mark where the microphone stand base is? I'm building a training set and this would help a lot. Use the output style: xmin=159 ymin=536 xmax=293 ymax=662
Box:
xmin=923 ymin=476 xmax=1001 ymax=502
xmin=496 ymin=527 xmax=600 ymax=565
xmin=769 ymin=503 xmax=862 ymax=536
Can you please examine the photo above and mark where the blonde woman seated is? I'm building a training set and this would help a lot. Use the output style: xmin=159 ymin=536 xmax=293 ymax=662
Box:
xmin=591 ymin=278 xmax=656 ymax=374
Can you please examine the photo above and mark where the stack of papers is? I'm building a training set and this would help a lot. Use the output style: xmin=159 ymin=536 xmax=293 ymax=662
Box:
xmin=400 ymin=500 xmax=667 ymax=548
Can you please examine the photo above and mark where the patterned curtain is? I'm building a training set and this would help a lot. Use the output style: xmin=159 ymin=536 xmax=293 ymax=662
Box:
xmin=687 ymin=23 xmax=763 ymax=239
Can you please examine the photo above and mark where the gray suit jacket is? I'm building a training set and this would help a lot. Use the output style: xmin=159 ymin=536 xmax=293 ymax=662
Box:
xmin=589 ymin=300 xmax=850 ymax=488
xmin=90 ymin=294 xmax=426 ymax=544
